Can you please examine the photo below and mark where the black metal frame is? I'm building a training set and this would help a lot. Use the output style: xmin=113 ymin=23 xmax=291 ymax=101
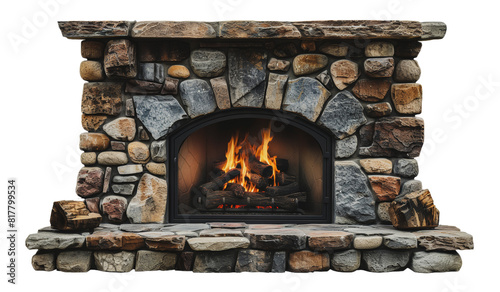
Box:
xmin=166 ymin=109 xmax=334 ymax=224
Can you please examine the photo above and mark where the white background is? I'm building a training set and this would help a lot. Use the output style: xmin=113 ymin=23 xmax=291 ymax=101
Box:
xmin=0 ymin=0 xmax=497 ymax=291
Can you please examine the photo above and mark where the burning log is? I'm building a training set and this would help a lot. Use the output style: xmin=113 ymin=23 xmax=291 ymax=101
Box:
xmin=204 ymin=191 xmax=301 ymax=210
xmin=246 ymin=173 xmax=269 ymax=190
xmin=199 ymin=168 xmax=241 ymax=195
xmin=276 ymin=158 xmax=289 ymax=172
xmin=266 ymin=182 xmax=300 ymax=196
xmin=225 ymin=183 xmax=245 ymax=197
xmin=248 ymin=158 xmax=273 ymax=178
xmin=275 ymin=172 xmax=296 ymax=186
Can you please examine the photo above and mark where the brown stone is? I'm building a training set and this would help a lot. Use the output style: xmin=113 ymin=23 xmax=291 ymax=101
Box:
xmin=103 ymin=167 xmax=111 ymax=193
xmin=365 ymin=102 xmax=392 ymax=118
xmin=394 ymin=60 xmax=421 ymax=82
xmin=359 ymin=122 xmax=374 ymax=147
xmin=389 ymin=189 xmax=440 ymax=230
xmin=50 ymin=201 xmax=101 ymax=231
xmin=127 ymin=174 xmax=167 ymax=223
xmin=176 ymin=251 xmax=195 ymax=271
xmin=293 ymin=54 xmax=328 ymax=76
xmin=81 ymin=82 xmax=122 ymax=116
xmin=288 ymin=250 xmax=330 ymax=272
xmin=319 ymin=43 xmax=348 ymax=57
xmin=128 ymin=141 xmax=150 ymax=164
xmin=395 ymin=41 xmax=422 ymax=58
xmin=142 ymin=234 xmax=186 ymax=251
xmin=125 ymin=79 xmax=163 ymax=94
xmin=104 ymin=39 xmax=137 ymax=78
xmin=220 ymin=21 xmax=301 ymax=38
xmin=132 ymin=21 xmax=217 ymax=38
xmin=210 ymin=77 xmax=231 ymax=110
xmin=81 ymin=152 xmax=96 ymax=165
xmin=359 ymin=158 xmax=392 ymax=174
xmin=86 ymin=231 xmax=145 ymax=250
xmin=59 ymin=21 xmax=132 ymax=39
xmin=369 ymin=176 xmax=401 ymax=202
xmin=97 ymin=151 xmax=128 ymax=166
xmin=364 ymin=57 xmax=394 ymax=78
xmin=81 ymin=115 xmax=107 ymax=132
xmin=265 ymin=73 xmax=288 ymax=110
xmin=365 ymin=42 xmax=394 ymax=57
xmin=330 ymin=59 xmax=360 ymax=90
xmin=168 ymin=65 xmax=190 ymax=78
xmin=391 ymin=83 xmax=422 ymax=114
xmin=80 ymin=61 xmax=104 ymax=81
xmin=244 ymin=228 xmax=307 ymax=250
xmin=76 ymin=167 xmax=104 ymax=198
xmin=101 ymin=196 xmax=128 ymax=223
xmin=307 ymin=231 xmax=354 ymax=251
xmin=359 ymin=117 xmax=424 ymax=157
xmin=137 ymin=41 xmax=190 ymax=62
xmin=301 ymin=41 xmax=316 ymax=52
xmin=85 ymin=197 xmax=100 ymax=214
xmin=81 ymin=40 xmax=105 ymax=59
xmin=352 ymin=79 xmax=391 ymax=102
xmin=161 ymin=77 xmax=179 ymax=95
xmin=267 ymin=58 xmax=290 ymax=72
xmin=103 ymin=117 xmax=136 ymax=141
xmin=110 ymin=141 xmax=126 ymax=151
xmin=146 ymin=162 xmax=166 ymax=176
xmin=414 ymin=229 xmax=474 ymax=251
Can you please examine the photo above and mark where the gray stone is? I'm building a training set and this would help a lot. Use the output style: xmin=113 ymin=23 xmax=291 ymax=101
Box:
xmin=283 ymin=77 xmax=330 ymax=122
xmin=271 ymin=251 xmax=287 ymax=273
xmin=138 ymin=63 xmax=165 ymax=83
xmin=384 ymin=233 xmax=418 ymax=249
xmin=138 ymin=126 xmax=150 ymax=141
xmin=318 ymin=91 xmax=367 ymax=139
xmin=135 ymin=250 xmax=176 ymax=271
xmin=119 ymin=224 xmax=164 ymax=233
xmin=410 ymin=251 xmax=462 ymax=273
xmin=244 ymin=228 xmax=307 ymax=250
xmin=117 ymin=164 xmax=143 ymax=175
xmin=125 ymin=99 xmax=135 ymax=117
xmin=56 ymin=250 xmax=93 ymax=272
xmin=353 ymin=236 xmax=383 ymax=249
xmin=161 ymin=224 xmax=210 ymax=233
xmin=97 ymin=152 xmax=128 ymax=166
xmin=151 ymin=140 xmax=167 ymax=163
xmin=331 ymin=249 xmax=361 ymax=272
xmin=362 ymin=250 xmax=411 ymax=272
xmin=179 ymin=79 xmax=217 ymax=118
xmin=111 ymin=184 xmax=135 ymax=195
xmin=26 ymin=232 xmax=85 ymax=250
xmin=235 ymin=249 xmax=272 ymax=272
xmin=394 ymin=60 xmax=421 ymax=82
xmin=335 ymin=135 xmax=357 ymax=159
xmin=265 ymin=73 xmax=288 ymax=110
xmin=334 ymin=161 xmax=376 ymax=224
xmin=113 ymin=175 xmax=140 ymax=183
xmin=315 ymin=70 xmax=334 ymax=90
xmin=32 ymin=252 xmax=56 ymax=271
xmin=190 ymin=49 xmax=226 ymax=77
xmin=401 ymin=180 xmax=422 ymax=195
xmin=175 ymin=231 xmax=199 ymax=238
xmin=134 ymin=95 xmax=188 ymax=140
xmin=187 ymin=237 xmax=250 ymax=251
xmin=199 ymin=229 xmax=243 ymax=237
xmin=421 ymin=22 xmax=447 ymax=40
xmin=394 ymin=159 xmax=419 ymax=177
xmin=377 ymin=202 xmax=392 ymax=223
xmin=94 ymin=251 xmax=135 ymax=272
xmin=228 ymin=49 xmax=267 ymax=107
xmin=414 ymin=230 xmax=474 ymax=251
xmin=193 ymin=251 xmax=236 ymax=273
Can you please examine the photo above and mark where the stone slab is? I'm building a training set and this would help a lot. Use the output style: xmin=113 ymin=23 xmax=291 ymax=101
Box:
xmin=187 ymin=237 xmax=250 ymax=251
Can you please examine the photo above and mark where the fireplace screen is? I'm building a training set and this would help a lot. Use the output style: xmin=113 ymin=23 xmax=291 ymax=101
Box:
xmin=167 ymin=110 xmax=333 ymax=223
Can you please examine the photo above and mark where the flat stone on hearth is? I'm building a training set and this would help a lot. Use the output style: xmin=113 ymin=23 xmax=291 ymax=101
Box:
xmin=384 ymin=233 xmax=418 ymax=249
xmin=414 ymin=229 xmax=474 ymax=251
xmin=94 ymin=251 xmax=135 ymax=273
xmin=228 ymin=49 xmax=267 ymax=107
xmin=187 ymin=237 xmax=250 ymax=251
xmin=283 ymin=77 xmax=330 ymax=122
xmin=86 ymin=231 xmax=144 ymax=250
xmin=244 ymin=228 xmax=307 ymax=250
xmin=141 ymin=233 xmax=186 ymax=251
xmin=26 ymin=232 xmax=86 ymax=250
xmin=119 ymin=224 xmax=164 ymax=233
xmin=161 ymin=224 xmax=210 ymax=233
xmin=353 ymin=236 xmax=383 ymax=249
xmin=306 ymin=230 xmax=354 ymax=251
xmin=208 ymin=222 xmax=248 ymax=229
xmin=179 ymin=79 xmax=217 ymax=118
xmin=199 ymin=229 xmax=243 ymax=237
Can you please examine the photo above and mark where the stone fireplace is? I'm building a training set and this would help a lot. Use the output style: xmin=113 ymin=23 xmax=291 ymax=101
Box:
xmin=26 ymin=20 xmax=473 ymax=273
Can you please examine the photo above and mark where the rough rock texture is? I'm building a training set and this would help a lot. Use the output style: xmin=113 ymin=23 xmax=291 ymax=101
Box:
xmin=401 ymin=180 xmax=422 ymax=195
xmin=80 ymin=60 xmax=104 ymax=81
xmin=377 ymin=202 xmax=392 ymax=223
xmin=335 ymin=161 xmax=376 ymax=223
xmin=193 ymin=251 xmax=236 ymax=273
xmin=353 ymin=236 xmax=383 ymax=249
xmin=125 ymin=99 xmax=135 ymax=116
xmin=111 ymin=141 xmax=126 ymax=151
xmin=319 ymin=43 xmax=348 ymax=57
xmin=81 ymin=82 xmax=122 ymax=116
xmin=146 ymin=162 xmax=166 ymax=176
xmin=50 ymin=200 xmax=101 ymax=232
xmin=395 ymin=41 xmax=422 ymax=58
xmin=335 ymin=135 xmax=358 ymax=159
xmin=117 ymin=164 xmax=143 ymax=175
xmin=167 ymin=65 xmax=190 ymax=79
xmin=315 ymin=69 xmax=334 ymax=90
xmin=384 ymin=233 xmax=418 ymax=249
xmin=272 ymin=251 xmax=287 ymax=273
xmin=331 ymin=249 xmax=361 ymax=272
xmin=81 ymin=152 xmax=97 ymax=165
xmin=125 ymin=80 xmax=162 ymax=95
xmin=190 ymin=49 xmax=226 ymax=77
xmin=414 ymin=229 xmax=474 ymax=251
xmin=128 ymin=141 xmax=150 ymax=164
xmin=359 ymin=122 xmax=375 ymax=147
xmin=365 ymin=102 xmax=392 ymax=118
xmin=265 ymin=73 xmax=288 ymax=110
xmin=161 ymin=77 xmax=180 ymax=95
xmin=200 ymin=229 xmax=243 ymax=237
xmin=293 ymin=54 xmax=328 ymax=76
xmin=288 ymin=250 xmax=330 ymax=272
xmin=219 ymin=21 xmax=301 ymax=39
xmin=104 ymin=39 xmax=137 ymax=78
xmin=268 ymin=58 xmax=290 ymax=72
xmin=113 ymin=176 xmax=139 ymax=183
xmin=81 ymin=40 xmax=105 ymax=59
xmin=244 ymin=229 xmax=307 ymax=250
xmin=352 ymin=79 xmax=391 ymax=102
xmin=56 ymin=250 xmax=93 ymax=272
xmin=283 ymin=77 xmax=330 ymax=122
xmin=86 ymin=231 xmax=144 ymax=250
xmin=135 ymin=250 xmax=177 ymax=271
xmin=364 ymin=57 xmax=394 ymax=78
xmin=210 ymin=77 xmax=231 ymax=110
xmin=137 ymin=41 xmax=190 ymax=62
xmin=360 ymin=159 xmax=392 ymax=174
xmin=26 ymin=232 xmax=86 ymax=250
xmin=101 ymin=196 xmax=128 ymax=222
xmin=97 ymin=151 xmax=128 ymax=166
xmin=85 ymin=197 xmax=100 ymax=213
xmin=32 ymin=252 xmax=56 ymax=271
xmin=359 ymin=117 xmax=425 ymax=157
xmin=365 ymin=42 xmax=394 ymax=57
xmin=94 ymin=251 xmax=135 ymax=272
xmin=132 ymin=21 xmax=217 ymax=38
xmin=391 ymin=83 xmax=423 ymax=114
xmin=137 ymin=63 xmax=165 ymax=83
xmin=142 ymin=233 xmax=186 ymax=251
xmin=187 ymin=237 xmax=250 ymax=251
xmin=176 ymin=251 xmax=195 ymax=271
xmin=76 ymin=167 xmax=104 ymax=198
xmin=179 ymin=79 xmax=217 ymax=118
xmin=363 ymin=250 xmax=411 ymax=272
xmin=394 ymin=60 xmax=421 ymax=82
xmin=228 ymin=49 xmax=267 ymax=107
xmin=410 ymin=251 xmax=462 ymax=273
xmin=235 ymin=249 xmax=272 ymax=272
xmin=127 ymin=173 xmax=167 ymax=223
xmin=273 ymin=42 xmax=299 ymax=57
xmin=150 ymin=140 xmax=167 ymax=163
xmin=318 ymin=91 xmax=366 ymax=139
xmin=394 ymin=159 xmax=419 ymax=177
xmin=59 ymin=21 xmax=132 ymax=38
xmin=390 ymin=189 xmax=440 ymax=230
xmin=82 ymin=115 xmax=107 ymax=132
xmin=103 ymin=117 xmax=136 ymax=141
xmin=133 ymin=95 xmax=188 ymax=140
xmin=369 ymin=176 xmax=401 ymax=202
xmin=330 ymin=59 xmax=360 ymax=90
xmin=307 ymin=231 xmax=354 ymax=251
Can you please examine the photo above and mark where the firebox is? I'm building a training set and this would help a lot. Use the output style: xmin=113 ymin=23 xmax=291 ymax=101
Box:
xmin=167 ymin=109 xmax=333 ymax=223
